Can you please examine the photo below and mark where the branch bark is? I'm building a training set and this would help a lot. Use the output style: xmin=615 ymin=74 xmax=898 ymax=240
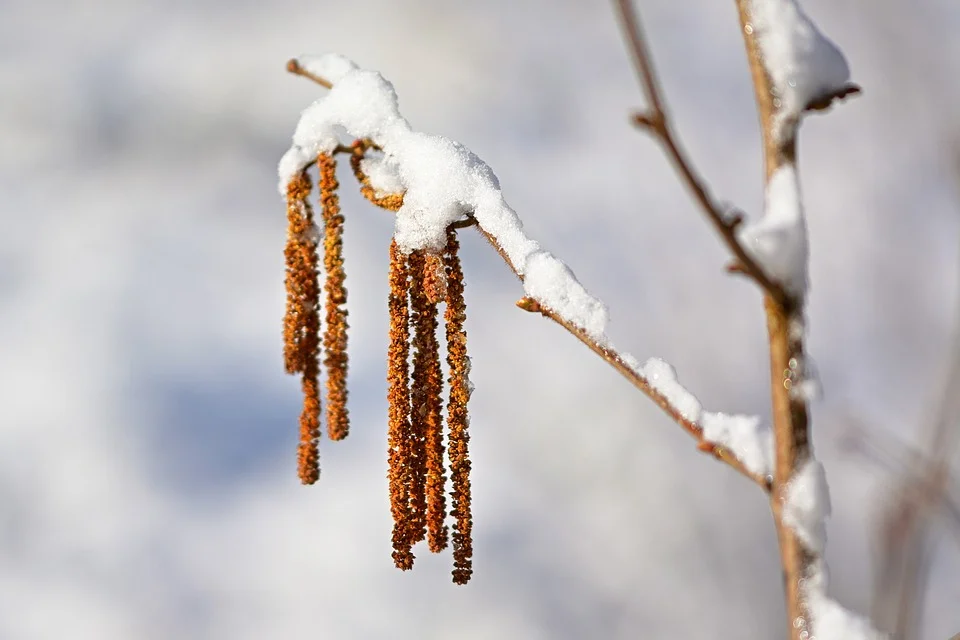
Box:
xmin=733 ymin=3 xmax=814 ymax=638
xmin=615 ymin=0 xmax=791 ymax=309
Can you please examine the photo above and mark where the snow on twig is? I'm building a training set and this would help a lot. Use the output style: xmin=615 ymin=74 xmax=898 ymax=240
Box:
xmin=738 ymin=164 xmax=809 ymax=297
xmin=746 ymin=0 xmax=856 ymax=141
xmin=632 ymin=357 xmax=774 ymax=479
xmin=782 ymin=460 xmax=886 ymax=639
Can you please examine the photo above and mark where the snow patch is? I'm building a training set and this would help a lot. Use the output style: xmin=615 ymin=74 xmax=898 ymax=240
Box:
xmin=632 ymin=357 xmax=773 ymax=476
xmin=783 ymin=459 xmax=830 ymax=554
xmin=747 ymin=0 xmax=851 ymax=138
xmin=522 ymin=252 xmax=610 ymax=342
xmin=701 ymin=412 xmax=773 ymax=478
xmin=359 ymin=155 xmax=404 ymax=197
xmin=803 ymin=561 xmax=886 ymax=640
xmin=639 ymin=358 xmax=702 ymax=422
xmin=296 ymin=52 xmax=358 ymax=84
xmin=782 ymin=460 xmax=886 ymax=638
xmin=738 ymin=164 xmax=808 ymax=296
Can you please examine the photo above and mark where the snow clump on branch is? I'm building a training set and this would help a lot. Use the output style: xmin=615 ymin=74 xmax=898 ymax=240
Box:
xmin=278 ymin=53 xmax=609 ymax=342
xmin=747 ymin=0 xmax=853 ymax=140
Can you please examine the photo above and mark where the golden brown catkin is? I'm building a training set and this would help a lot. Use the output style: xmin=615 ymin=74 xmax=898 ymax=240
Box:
xmin=286 ymin=140 xmax=478 ymax=580
xmin=318 ymin=153 xmax=350 ymax=441
xmin=408 ymin=250 xmax=446 ymax=550
xmin=387 ymin=240 xmax=415 ymax=569
xmin=284 ymin=172 xmax=322 ymax=484
xmin=443 ymin=229 xmax=473 ymax=584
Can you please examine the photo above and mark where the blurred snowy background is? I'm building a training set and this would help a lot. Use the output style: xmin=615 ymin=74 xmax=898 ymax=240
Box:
xmin=1 ymin=0 xmax=959 ymax=638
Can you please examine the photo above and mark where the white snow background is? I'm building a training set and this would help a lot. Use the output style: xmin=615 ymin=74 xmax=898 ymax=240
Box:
xmin=1 ymin=0 xmax=959 ymax=638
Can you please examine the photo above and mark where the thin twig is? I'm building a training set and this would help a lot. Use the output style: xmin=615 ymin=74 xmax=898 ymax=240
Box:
xmin=286 ymin=58 xmax=333 ymax=89
xmin=614 ymin=0 xmax=792 ymax=310
xmin=473 ymin=229 xmax=771 ymax=491
xmin=804 ymin=83 xmax=862 ymax=112
xmin=286 ymin=143 xmax=355 ymax=177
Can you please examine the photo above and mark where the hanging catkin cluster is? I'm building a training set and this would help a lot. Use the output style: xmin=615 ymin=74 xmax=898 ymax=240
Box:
xmin=282 ymin=139 xmax=474 ymax=584
xmin=283 ymin=152 xmax=350 ymax=486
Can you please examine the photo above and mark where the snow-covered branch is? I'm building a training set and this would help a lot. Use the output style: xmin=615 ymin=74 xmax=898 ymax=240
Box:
xmin=731 ymin=1 xmax=879 ymax=639
xmin=279 ymin=53 xmax=773 ymax=489
xmin=745 ymin=0 xmax=860 ymax=143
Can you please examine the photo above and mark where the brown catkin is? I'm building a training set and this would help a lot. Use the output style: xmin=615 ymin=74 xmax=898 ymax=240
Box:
xmin=408 ymin=250 xmax=446 ymax=550
xmin=284 ymin=172 xmax=322 ymax=484
xmin=318 ymin=153 xmax=350 ymax=441
xmin=283 ymin=173 xmax=313 ymax=375
xmin=387 ymin=240 xmax=415 ymax=569
xmin=422 ymin=252 xmax=450 ymax=553
xmin=443 ymin=229 xmax=473 ymax=584
xmin=297 ymin=357 xmax=322 ymax=485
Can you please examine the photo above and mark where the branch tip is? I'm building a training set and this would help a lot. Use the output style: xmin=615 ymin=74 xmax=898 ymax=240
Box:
xmin=515 ymin=297 xmax=542 ymax=313
xmin=804 ymin=83 xmax=862 ymax=113
xmin=286 ymin=58 xmax=333 ymax=89
xmin=725 ymin=211 xmax=745 ymax=230
xmin=631 ymin=110 xmax=663 ymax=132
xmin=726 ymin=261 xmax=750 ymax=276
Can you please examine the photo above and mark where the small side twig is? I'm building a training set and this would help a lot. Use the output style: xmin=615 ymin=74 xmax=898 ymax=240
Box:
xmin=615 ymin=0 xmax=791 ymax=310
xmin=286 ymin=58 xmax=333 ymax=89
xmin=804 ymin=83 xmax=862 ymax=112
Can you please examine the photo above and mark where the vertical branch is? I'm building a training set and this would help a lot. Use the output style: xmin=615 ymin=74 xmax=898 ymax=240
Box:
xmin=735 ymin=3 xmax=812 ymax=638
xmin=617 ymin=0 xmax=818 ymax=634
xmin=764 ymin=296 xmax=813 ymax=639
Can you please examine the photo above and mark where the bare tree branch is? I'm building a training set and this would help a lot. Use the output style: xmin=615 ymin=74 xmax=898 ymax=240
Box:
xmin=613 ymin=1 xmax=823 ymax=636
xmin=613 ymin=0 xmax=792 ymax=310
